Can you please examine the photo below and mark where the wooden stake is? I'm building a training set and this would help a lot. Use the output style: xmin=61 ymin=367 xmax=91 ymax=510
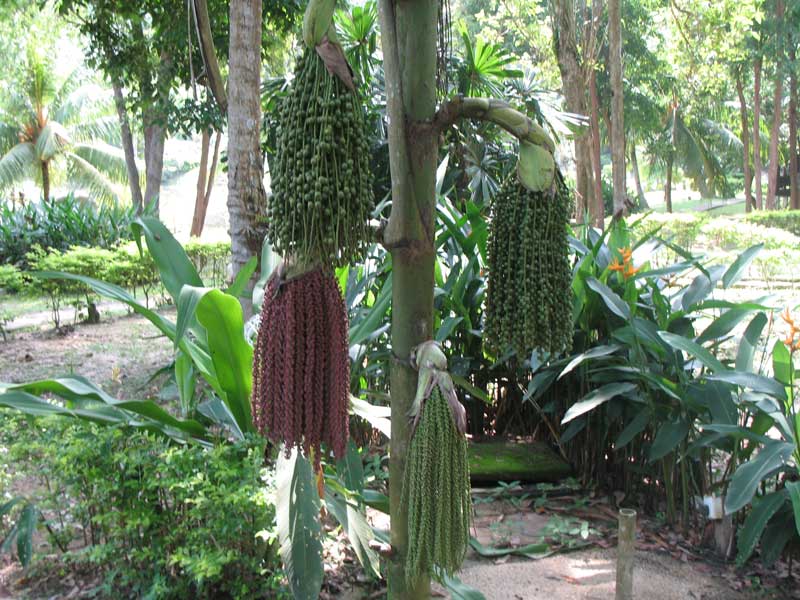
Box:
xmin=616 ymin=508 xmax=636 ymax=600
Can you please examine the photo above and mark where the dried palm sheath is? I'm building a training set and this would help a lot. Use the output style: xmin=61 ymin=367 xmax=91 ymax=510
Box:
xmin=267 ymin=46 xmax=374 ymax=266
xmin=484 ymin=170 xmax=573 ymax=357
xmin=252 ymin=266 xmax=349 ymax=462
xmin=402 ymin=386 xmax=471 ymax=584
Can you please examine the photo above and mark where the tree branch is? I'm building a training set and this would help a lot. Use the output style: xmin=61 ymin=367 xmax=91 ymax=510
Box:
xmin=433 ymin=96 xmax=555 ymax=153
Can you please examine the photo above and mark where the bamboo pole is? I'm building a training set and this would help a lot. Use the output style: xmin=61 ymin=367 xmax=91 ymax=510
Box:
xmin=616 ymin=508 xmax=637 ymax=600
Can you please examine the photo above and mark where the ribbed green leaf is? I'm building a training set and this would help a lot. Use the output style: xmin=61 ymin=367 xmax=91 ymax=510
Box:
xmin=736 ymin=313 xmax=767 ymax=372
xmin=726 ymin=441 xmax=794 ymax=513
xmin=586 ymin=277 xmax=630 ymax=319
xmin=658 ymin=331 xmax=726 ymax=373
xmin=722 ymin=244 xmax=763 ymax=289
xmin=649 ymin=419 xmax=690 ymax=461
xmin=736 ymin=491 xmax=786 ymax=565
xmin=562 ymin=382 xmax=637 ymax=424
xmin=325 ymin=488 xmax=381 ymax=578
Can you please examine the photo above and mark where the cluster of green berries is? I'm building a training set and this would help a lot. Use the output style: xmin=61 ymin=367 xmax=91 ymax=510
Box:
xmin=485 ymin=171 xmax=573 ymax=357
xmin=268 ymin=48 xmax=374 ymax=266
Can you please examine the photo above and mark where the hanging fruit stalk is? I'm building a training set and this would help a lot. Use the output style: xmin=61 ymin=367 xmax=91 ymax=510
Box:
xmin=401 ymin=341 xmax=471 ymax=585
xmin=252 ymin=263 xmax=350 ymax=463
xmin=484 ymin=169 xmax=573 ymax=357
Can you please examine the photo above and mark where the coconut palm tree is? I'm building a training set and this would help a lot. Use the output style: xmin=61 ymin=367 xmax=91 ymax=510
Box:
xmin=0 ymin=50 xmax=130 ymax=203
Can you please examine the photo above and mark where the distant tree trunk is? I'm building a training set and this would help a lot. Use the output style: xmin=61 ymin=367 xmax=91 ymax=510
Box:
xmin=112 ymin=81 xmax=143 ymax=212
xmin=41 ymin=160 xmax=50 ymax=201
xmin=228 ymin=0 xmax=268 ymax=292
xmin=665 ymin=102 xmax=678 ymax=213
xmin=552 ymin=0 xmax=591 ymax=219
xmin=143 ymin=115 xmax=165 ymax=212
xmin=790 ymin=44 xmax=799 ymax=210
xmin=191 ymin=129 xmax=221 ymax=237
xmin=736 ymin=73 xmax=754 ymax=212
xmin=630 ymin=144 xmax=648 ymax=209
xmin=753 ymin=55 xmax=763 ymax=210
xmin=766 ymin=0 xmax=785 ymax=210
xmin=609 ymin=0 xmax=626 ymax=218
xmin=664 ymin=154 xmax=673 ymax=213
xmin=589 ymin=69 xmax=603 ymax=226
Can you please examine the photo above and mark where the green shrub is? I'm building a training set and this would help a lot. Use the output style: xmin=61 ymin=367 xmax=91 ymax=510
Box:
xmin=184 ymin=239 xmax=231 ymax=288
xmin=746 ymin=210 xmax=800 ymax=238
xmin=701 ymin=217 xmax=800 ymax=251
xmin=0 ymin=264 xmax=24 ymax=293
xmin=628 ymin=212 xmax=708 ymax=250
xmin=0 ymin=417 xmax=285 ymax=599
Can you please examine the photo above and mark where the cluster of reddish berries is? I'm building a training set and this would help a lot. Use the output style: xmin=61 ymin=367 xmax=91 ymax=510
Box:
xmin=252 ymin=267 xmax=349 ymax=464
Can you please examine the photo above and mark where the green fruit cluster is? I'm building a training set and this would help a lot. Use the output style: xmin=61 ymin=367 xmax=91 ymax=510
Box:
xmin=402 ymin=387 xmax=471 ymax=585
xmin=267 ymin=48 xmax=374 ymax=266
xmin=485 ymin=171 xmax=573 ymax=357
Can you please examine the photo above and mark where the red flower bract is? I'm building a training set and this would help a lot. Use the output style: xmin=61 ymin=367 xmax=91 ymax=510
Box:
xmin=252 ymin=266 xmax=350 ymax=462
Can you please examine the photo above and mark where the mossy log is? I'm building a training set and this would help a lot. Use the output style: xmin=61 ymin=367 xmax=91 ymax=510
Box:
xmin=468 ymin=440 xmax=571 ymax=484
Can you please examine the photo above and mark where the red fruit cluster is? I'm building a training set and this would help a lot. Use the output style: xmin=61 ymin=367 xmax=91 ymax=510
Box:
xmin=252 ymin=267 xmax=350 ymax=463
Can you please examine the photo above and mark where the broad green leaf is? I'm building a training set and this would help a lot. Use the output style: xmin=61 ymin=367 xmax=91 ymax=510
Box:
xmin=681 ymin=272 xmax=713 ymax=311
xmin=708 ymin=371 xmax=787 ymax=401
xmin=336 ymin=441 xmax=365 ymax=495
xmin=15 ymin=503 xmax=37 ymax=568
xmin=726 ymin=441 xmax=794 ymax=513
xmin=132 ymin=216 xmax=203 ymax=302
xmin=736 ymin=491 xmax=786 ymax=565
xmin=175 ymin=285 xmax=212 ymax=349
xmin=760 ymin=509 xmax=794 ymax=566
xmin=561 ymin=382 xmax=637 ymax=424
xmin=362 ymin=489 xmax=390 ymax=514
xmin=439 ymin=572 xmax=487 ymax=599
xmin=195 ymin=289 xmax=253 ymax=434
xmin=696 ymin=308 xmax=756 ymax=345
xmin=559 ymin=345 xmax=620 ymax=380
xmin=225 ymin=255 xmax=257 ymax=298
xmin=786 ymin=481 xmax=800 ymax=537
xmin=174 ymin=350 xmax=195 ymax=417
xmin=197 ymin=398 xmax=244 ymax=441
xmin=772 ymin=339 xmax=792 ymax=386
xmin=349 ymin=273 xmax=392 ymax=346
xmin=253 ymin=239 xmax=280 ymax=312
xmin=276 ymin=449 xmax=324 ymax=600
xmin=469 ymin=537 xmax=553 ymax=559
xmin=736 ymin=313 xmax=767 ymax=372
xmin=658 ymin=331 xmax=726 ymax=373
xmin=615 ymin=409 xmax=651 ymax=450
xmin=325 ymin=488 xmax=381 ymax=578
xmin=451 ymin=374 xmax=491 ymax=405
xmin=723 ymin=244 xmax=763 ymax=289
xmin=586 ymin=277 xmax=630 ymax=319
xmin=436 ymin=316 xmax=464 ymax=342
xmin=350 ymin=396 xmax=391 ymax=438
xmin=649 ymin=419 xmax=690 ymax=461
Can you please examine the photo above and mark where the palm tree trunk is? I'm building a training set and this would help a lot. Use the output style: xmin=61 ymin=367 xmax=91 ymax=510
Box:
xmin=790 ymin=45 xmax=799 ymax=210
xmin=227 ymin=0 xmax=267 ymax=299
xmin=379 ymin=0 xmax=437 ymax=597
xmin=630 ymin=144 xmax=648 ymax=209
xmin=41 ymin=160 xmax=50 ymax=201
xmin=589 ymin=70 xmax=603 ymax=226
xmin=736 ymin=73 xmax=754 ymax=212
xmin=753 ymin=54 xmax=763 ymax=210
xmin=609 ymin=0 xmax=626 ymax=218
xmin=112 ymin=80 xmax=144 ymax=212
xmin=766 ymin=0 xmax=785 ymax=210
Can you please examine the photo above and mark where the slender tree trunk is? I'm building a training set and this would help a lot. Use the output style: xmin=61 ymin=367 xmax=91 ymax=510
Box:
xmin=753 ymin=55 xmax=764 ymax=210
xmin=790 ymin=45 xmax=799 ymax=210
xmin=41 ymin=160 xmax=50 ymax=201
xmin=736 ymin=73 xmax=754 ymax=212
xmin=193 ymin=0 xmax=227 ymax=112
xmin=191 ymin=129 xmax=221 ymax=237
xmin=630 ymin=144 xmax=648 ymax=209
xmin=143 ymin=116 xmax=165 ymax=212
xmin=665 ymin=102 xmax=678 ymax=213
xmin=589 ymin=69 xmax=603 ymax=227
xmin=379 ymin=0 xmax=436 ymax=597
xmin=112 ymin=80 xmax=143 ymax=212
xmin=609 ymin=0 xmax=626 ymax=218
xmin=766 ymin=0 xmax=785 ymax=210
xmin=665 ymin=153 xmax=673 ymax=213
xmin=552 ymin=0 xmax=591 ymax=219
xmin=228 ymin=0 xmax=267 ymax=293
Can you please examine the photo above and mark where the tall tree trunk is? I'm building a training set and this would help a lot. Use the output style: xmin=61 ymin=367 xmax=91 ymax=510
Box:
xmin=143 ymin=116 xmax=165 ymax=212
xmin=665 ymin=102 xmax=678 ymax=213
xmin=552 ymin=0 xmax=591 ymax=219
xmin=112 ymin=80 xmax=143 ymax=212
xmin=665 ymin=153 xmax=673 ymax=213
xmin=193 ymin=0 xmax=227 ymax=112
xmin=589 ymin=69 xmax=603 ymax=227
xmin=191 ymin=129 xmax=221 ymax=237
xmin=766 ymin=0 xmax=785 ymax=210
xmin=753 ymin=55 xmax=764 ymax=209
xmin=609 ymin=0 xmax=626 ymax=218
xmin=736 ymin=73 xmax=754 ymax=212
xmin=790 ymin=44 xmax=799 ymax=210
xmin=379 ymin=0 xmax=436 ymax=597
xmin=41 ymin=160 xmax=50 ymax=201
xmin=228 ymin=0 xmax=267 ymax=293
xmin=630 ymin=144 xmax=648 ymax=209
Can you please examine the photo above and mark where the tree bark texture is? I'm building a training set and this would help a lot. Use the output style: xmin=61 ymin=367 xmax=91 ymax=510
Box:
xmin=112 ymin=80 xmax=144 ymax=212
xmin=766 ymin=0 xmax=785 ymax=210
xmin=736 ymin=74 xmax=754 ymax=212
xmin=228 ymin=0 xmax=268 ymax=284
xmin=753 ymin=55 xmax=763 ymax=210
xmin=589 ymin=69 xmax=603 ymax=227
xmin=608 ymin=0 xmax=626 ymax=218
xmin=378 ymin=0 xmax=437 ymax=597
xmin=665 ymin=102 xmax=678 ymax=213
xmin=142 ymin=51 xmax=173 ymax=214
xmin=41 ymin=160 xmax=50 ymax=201
xmin=191 ymin=129 xmax=221 ymax=237
xmin=630 ymin=144 xmax=648 ymax=209
xmin=790 ymin=44 xmax=799 ymax=210
xmin=193 ymin=0 xmax=228 ymax=113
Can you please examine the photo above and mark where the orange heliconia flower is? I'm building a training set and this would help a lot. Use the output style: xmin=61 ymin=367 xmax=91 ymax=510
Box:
xmin=610 ymin=246 xmax=639 ymax=279
xmin=780 ymin=308 xmax=800 ymax=353
xmin=609 ymin=258 xmax=625 ymax=272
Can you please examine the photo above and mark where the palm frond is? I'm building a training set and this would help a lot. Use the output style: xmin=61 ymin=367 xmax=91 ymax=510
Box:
xmin=52 ymin=81 xmax=114 ymax=127
xmin=35 ymin=121 xmax=71 ymax=161
xmin=0 ymin=142 xmax=36 ymax=190
xmin=0 ymin=120 xmax=22 ymax=155
xmin=65 ymin=151 xmax=122 ymax=204
xmin=72 ymin=142 xmax=133 ymax=184
xmin=69 ymin=115 xmax=121 ymax=145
